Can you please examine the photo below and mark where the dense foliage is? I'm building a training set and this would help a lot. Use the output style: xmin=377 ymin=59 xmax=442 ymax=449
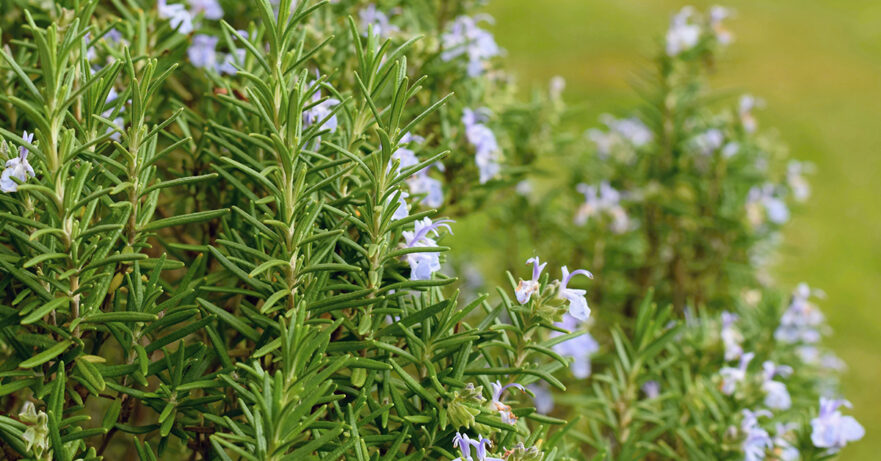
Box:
xmin=0 ymin=1 xmax=863 ymax=460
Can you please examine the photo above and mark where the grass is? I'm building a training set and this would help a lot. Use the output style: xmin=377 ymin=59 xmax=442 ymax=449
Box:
xmin=480 ymin=1 xmax=881 ymax=458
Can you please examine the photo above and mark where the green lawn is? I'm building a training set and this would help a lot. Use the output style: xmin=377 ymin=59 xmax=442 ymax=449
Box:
xmin=484 ymin=1 xmax=881 ymax=458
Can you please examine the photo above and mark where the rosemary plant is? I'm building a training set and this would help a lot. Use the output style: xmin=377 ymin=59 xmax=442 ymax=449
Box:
xmin=0 ymin=1 xmax=863 ymax=460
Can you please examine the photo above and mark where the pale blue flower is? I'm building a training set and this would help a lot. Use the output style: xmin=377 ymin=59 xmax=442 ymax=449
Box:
xmin=1 ymin=131 xmax=36 ymax=193
xmin=102 ymin=89 xmax=125 ymax=141
xmin=775 ymin=283 xmax=825 ymax=344
xmin=709 ymin=6 xmax=733 ymax=45
xmin=402 ymin=217 xmax=453 ymax=280
xmin=692 ymin=128 xmax=724 ymax=155
xmin=551 ymin=313 xmax=599 ymax=378
xmin=588 ymin=114 xmax=652 ymax=158
xmin=666 ymin=7 xmax=701 ymax=56
xmin=188 ymin=34 xmax=219 ymax=69
xmin=388 ymin=136 xmax=445 ymax=208
xmin=515 ymin=256 xmax=547 ymax=304
xmin=549 ymin=75 xmax=566 ymax=99
xmin=215 ymin=49 xmax=245 ymax=75
xmin=642 ymin=380 xmax=660 ymax=399
xmin=721 ymin=311 xmax=743 ymax=361
xmin=741 ymin=409 xmax=773 ymax=461
xmin=515 ymin=180 xmax=532 ymax=197
xmin=740 ymin=94 xmax=762 ymax=133
xmin=472 ymin=437 xmax=503 ymax=461
xmin=388 ymin=133 xmax=429 ymax=172
xmin=762 ymin=381 xmax=791 ymax=411
xmin=787 ymin=160 xmax=811 ymax=202
xmin=189 ymin=0 xmax=223 ymax=20
xmin=453 ymin=432 xmax=475 ymax=461
xmin=399 ymin=132 xmax=424 ymax=145
xmin=474 ymin=147 xmax=500 ymax=184
xmin=441 ymin=15 xmax=500 ymax=77
xmin=719 ymin=351 xmax=753 ymax=395
xmin=464 ymin=120 xmax=499 ymax=155
xmin=303 ymin=81 xmax=340 ymax=134
xmin=462 ymin=108 xmax=501 ymax=184
xmin=158 ymin=0 xmax=194 ymax=34
xmin=722 ymin=141 xmax=740 ymax=158
xmin=528 ymin=383 xmax=554 ymax=414
xmin=811 ymin=398 xmax=864 ymax=451
xmin=558 ymin=266 xmax=593 ymax=320
xmin=390 ymin=191 xmax=409 ymax=221
xmin=773 ymin=423 xmax=800 ymax=461
xmin=490 ymin=381 xmax=524 ymax=424
xmin=747 ymin=184 xmax=789 ymax=226
xmin=408 ymin=173 xmax=444 ymax=208
xmin=359 ymin=4 xmax=398 ymax=37
xmin=820 ymin=352 xmax=846 ymax=371
xmin=762 ymin=362 xmax=793 ymax=410
xmin=763 ymin=197 xmax=789 ymax=224
xmin=613 ymin=116 xmax=653 ymax=146
xmin=453 ymin=433 xmax=503 ymax=461
xmin=388 ymin=144 xmax=419 ymax=176
xmin=106 ymin=28 xmax=123 ymax=43
xmin=84 ymin=33 xmax=98 ymax=61
xmin=575 ymin=182 xmax=630 ymax=233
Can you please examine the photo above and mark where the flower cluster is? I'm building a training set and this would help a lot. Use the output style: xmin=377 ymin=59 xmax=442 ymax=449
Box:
xmin=462 ymin=108 xmax=502 ymax=184
xmin=587 ymin=114 xmax=653 ymax=160
xmin=514 ymin=257 xmax=594 ymax=321
xmin=665 ymin=5 xmax=733 ymax=56
xmin=551 ymin=313 xmax=599 ymax=378
xmin=158 ymin=0 xmax=223 ymax=35
xmin=359 ymin=4 xmax=399 ymax=38
xmin=18 ymin=402 xmax=50 ymax=460
xmin=0 ymin=2 xmax=865 ymax=460
xmin=441 ymin=15 xmax=501 ymax=77
xmin=746 ymin=183 xmax=790 ymax=226
xmin=187 ymin=34 xmax=245 ymax=75
xmin=761 ymin=361 xmax=793 ymax=410
xmin=402 ymin=217 xmax=453 ymax=280
xmin=389 ymin=133 xmax=444 ymax=207
xmin=490 ymin=381 xmax=525 ymax=424
xmin=787 ymin=160 xmax=812 ymax=202
xmin=720 ymin=311 xmax=744 ymax=361
xmin=452 ymin=432 xmax=503 ymax=461
xmin=574 ymin=181 xmax=631 ymax=233
xmin=775 ymin=283 xmax=825 ymax=344
xmin=719 ymin=351 xmax=753 ymax=395
xmin=514 ymin=256 xmax=546 ymax=304
xmin=691 ymin=128 xmax=725 ymax=156
xmin=739 ymin=94 xmax=762 ymax=133
xmin=741 ymin=409 xmax=773 ymax=461
xmin=1 ymin=131 xmax=35 ymax=193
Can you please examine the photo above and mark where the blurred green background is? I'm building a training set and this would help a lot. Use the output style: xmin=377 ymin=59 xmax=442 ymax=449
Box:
xmin=481 ymin=1 xmax=880 ymax=458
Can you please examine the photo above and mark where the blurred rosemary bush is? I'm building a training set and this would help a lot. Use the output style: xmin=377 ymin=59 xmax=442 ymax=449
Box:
xmin=0 ymin=1 xmax=863 ymax=460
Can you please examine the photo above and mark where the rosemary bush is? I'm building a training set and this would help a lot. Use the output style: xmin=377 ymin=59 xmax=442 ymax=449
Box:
xmin=0 ymin=1 xmax=863 ymax=460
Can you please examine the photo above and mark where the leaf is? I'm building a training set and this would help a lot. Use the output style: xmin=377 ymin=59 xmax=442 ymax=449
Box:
xmin=76 ymin=357 xmax=106 ymax=392
xmin=19 ymin=340 xmax=72 ymax=369
xmin=80 ymin=253 xmax=149 ymax=272
xmin=389 ymin=359 xmax=437 ymax=409
xmin=248 ymin=259 xmax=289 ymax=278
xmin=20 ymin=297 xmax=70 ymax=325
xmin=81 ymin=312 xmax=158 ymax=324
xmin=141 ymin=209 xmax=230 ymax=232
xmin=196 ymin=298 xmax=259 ymax=343
xmin=0 ymin=378 xmax=39 ymax=396
xmin=22 ymin=253 xmax=69 ymax=268
xmin=139 ymin=173 xmax=219 ymax=197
